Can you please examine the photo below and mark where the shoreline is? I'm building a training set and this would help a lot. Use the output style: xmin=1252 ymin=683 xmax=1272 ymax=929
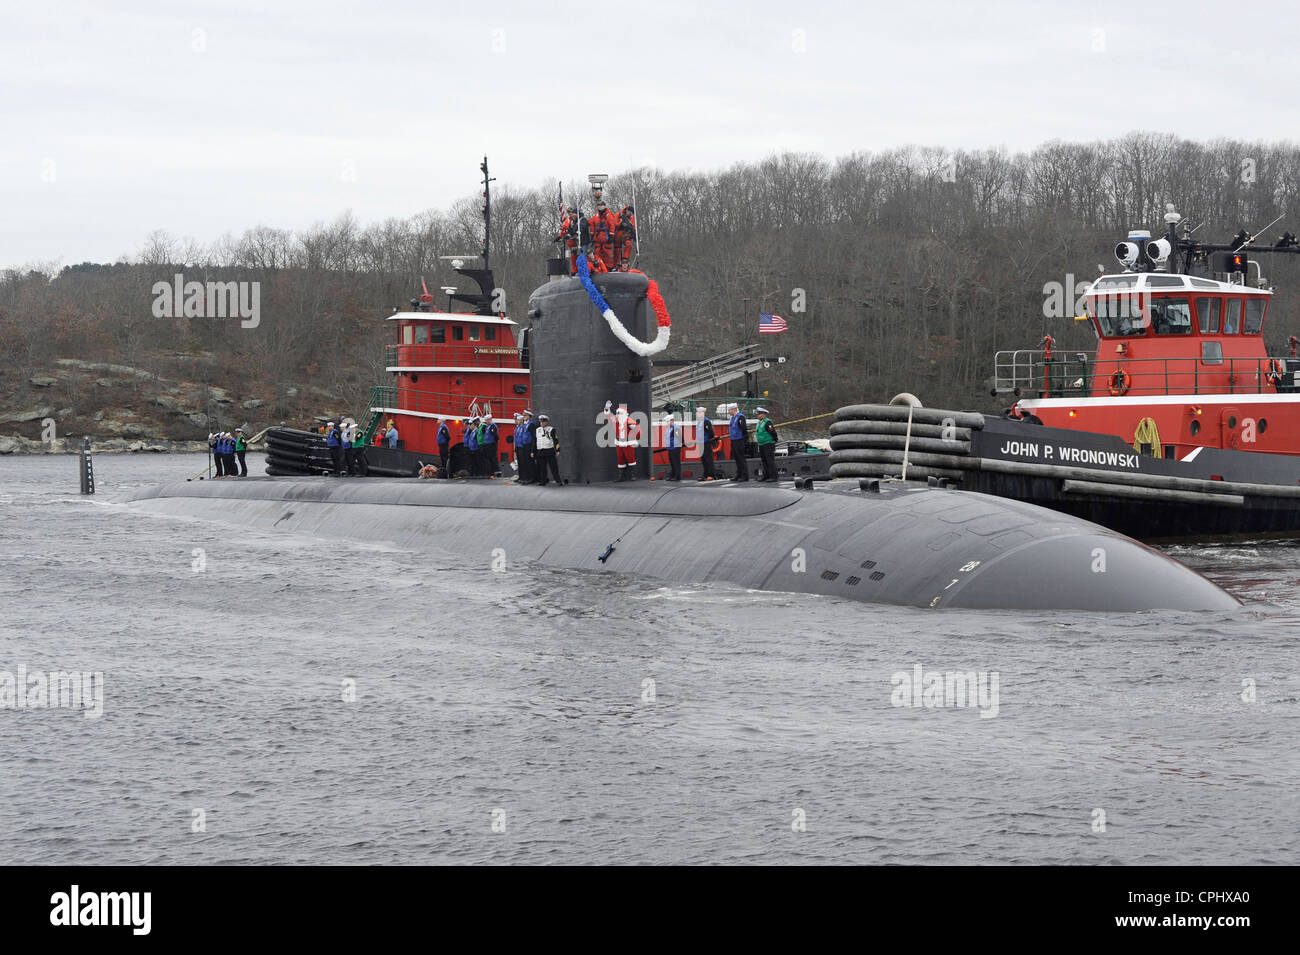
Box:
xmin=0 ymin=437 xmax=251 ymax=455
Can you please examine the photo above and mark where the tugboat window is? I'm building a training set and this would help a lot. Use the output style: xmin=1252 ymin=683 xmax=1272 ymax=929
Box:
xmin=1195 ymin=297 xmax=1220 ymax=334
xmin=429 ymin=325 xmax=446 ymax=344
xmin=484 ymin=325 xmax=496 ymax=341
xmin=452 ymin=326 xmax=464 ymax=341
xmin=414 ymin=323 xmax=428 ymax=344
xmin=402 ymin=324 xmax=414 ymax=345
xmin=1244 ymin=298 xmax=1264 ymax=334
xmin=468 ymin=326 xmax=481 ymax=342
xmin=1150 ymin=297 xmax=1192 ymax=335
xmin=1223 ymin=298 xmax=1241 ymax=334
xmin=1092 ymin=295 xmax=1146 ymax=336
xmin=1201 ymin=341 xmax=1223 ymax=365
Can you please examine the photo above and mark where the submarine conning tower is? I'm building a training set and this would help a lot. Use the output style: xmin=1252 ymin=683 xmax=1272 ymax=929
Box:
xmin=527 ymin=270 xmax=654 ymax=483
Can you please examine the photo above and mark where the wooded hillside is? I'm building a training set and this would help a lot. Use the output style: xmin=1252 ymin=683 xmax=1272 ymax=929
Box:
xmin=3 ymin=131 xmax=1298 ymax=445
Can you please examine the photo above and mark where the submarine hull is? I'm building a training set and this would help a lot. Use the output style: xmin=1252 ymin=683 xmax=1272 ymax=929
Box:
xmin=119 ymin=477 xmax=1238 ymax=612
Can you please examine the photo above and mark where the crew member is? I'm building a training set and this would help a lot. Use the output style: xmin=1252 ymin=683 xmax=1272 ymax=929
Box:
xmin=385 ymin=420 xmax=399 ymax=449
xmin=755 ymin=407 xmax=778 ymax=482
xmin=557 ymin=207 xmax=582 ymax=275
xmin=512 ymin=412 xmax=531 ymax=484
xmin=351 ymin=424 xmax=368 ymax=476
xmin=535 ymin=414 xmax=562 ymax=485
xmin=234 ymin=427 xmax=249 ymax=477
xmin=664 ymin=413 xmax=681 ymax=481
xmin=209 ymin=433 xmax=223 ymax=478
xmin=728 ymin=403 xmax=749 ymax=482
xmin=341 ymin=420 xmax=356 ymax=475
xmin=480 ymin=413 xmax=499 ymax=477
xmin=221 ymin=431 xmax=238 ymax=478
xmin=588 ymin=200 xmax=620 ymax=272
xmin=614 ymin=205 xmax=636 ymax=271
xmin=437 ymin=418 xmax=451 ymax=478
xmin=464 ymin=416 xmax=480 ymax=476
xmin=695 ymin=406 xmax=716 ymax=481
xmin=326 ymin=421 xmax=343 ymax=475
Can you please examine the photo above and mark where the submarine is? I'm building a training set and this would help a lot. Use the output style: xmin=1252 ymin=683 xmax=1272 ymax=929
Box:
xmin=118 ymin=166 xmax=1238 ymax=613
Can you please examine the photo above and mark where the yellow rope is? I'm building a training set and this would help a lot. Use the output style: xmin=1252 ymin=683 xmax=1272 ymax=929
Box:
xmin=773 ymin=411 xmax=836 ymax=429
xmin=1132 ymin=417 xmax=1162 ymax=458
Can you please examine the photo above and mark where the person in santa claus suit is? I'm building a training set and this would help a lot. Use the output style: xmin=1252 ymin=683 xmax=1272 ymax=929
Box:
xmin=603 ymin=400 xmax=640 ymax=481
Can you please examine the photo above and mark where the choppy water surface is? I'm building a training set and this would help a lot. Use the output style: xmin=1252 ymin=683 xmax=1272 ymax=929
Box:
xmin=0 ymin=453 xmax=1296 ymax=864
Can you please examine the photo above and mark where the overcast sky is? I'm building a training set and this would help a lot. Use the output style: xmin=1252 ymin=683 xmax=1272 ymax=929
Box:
xmin=3 ymin=0 xmax=1297 ymax=270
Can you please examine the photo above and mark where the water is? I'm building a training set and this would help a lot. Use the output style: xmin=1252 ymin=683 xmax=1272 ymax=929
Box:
xmin=0 ymin=453 xmax=1296 ymax=864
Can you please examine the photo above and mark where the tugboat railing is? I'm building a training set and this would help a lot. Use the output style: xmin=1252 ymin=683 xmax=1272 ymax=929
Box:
xmin=366 ymin=385 xmax=527 ymax=423
xmin=383 ymin=344 xmax=525 ymax=370
xmin=993 ymin=350 xmax=1300 ymax=398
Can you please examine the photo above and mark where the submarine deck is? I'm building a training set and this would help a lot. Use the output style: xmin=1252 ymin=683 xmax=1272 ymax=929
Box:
xmin=118 ymin=476 xmax=1239 ymax=612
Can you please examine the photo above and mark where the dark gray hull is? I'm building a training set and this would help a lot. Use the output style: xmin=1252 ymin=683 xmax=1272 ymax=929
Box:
xmin=119 ymin=476 xmax=1237 ymax=612
xmin=829 ymin=404 xmax=1300 ymax=542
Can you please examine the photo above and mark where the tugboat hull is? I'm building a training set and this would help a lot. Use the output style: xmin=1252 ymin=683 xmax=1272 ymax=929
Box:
xmin=830 ymin=404 xmax=1300 ymax=542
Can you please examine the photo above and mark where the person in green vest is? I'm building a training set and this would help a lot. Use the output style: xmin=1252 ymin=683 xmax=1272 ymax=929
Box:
xmin=755 ymin=407 xmax=779 ymax=482
xmin=234 ymin=427 xmax=249 ymax=477
xmin=351 ymin=425 xmax=368 ymax=477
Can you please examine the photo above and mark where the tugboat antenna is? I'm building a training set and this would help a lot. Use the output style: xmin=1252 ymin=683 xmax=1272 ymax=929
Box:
xmin=1233 ymin=212 xmax=1287 ymax=252
xmin=480 ymin=156 xmax=494 ymax=271
xmin=630 ymin=164 xmax=641 ymax=266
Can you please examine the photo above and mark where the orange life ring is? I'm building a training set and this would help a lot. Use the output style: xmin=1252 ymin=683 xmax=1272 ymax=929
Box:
xmin=1108 ymin=368 xmax=1130 ymax=396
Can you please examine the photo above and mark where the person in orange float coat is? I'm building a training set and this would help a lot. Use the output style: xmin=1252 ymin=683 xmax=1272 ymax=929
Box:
xmin=613 ymin=205 xmax=636 ymax=271
xmin=557 ymin=207 xmax=582 ymax=275
xmin=588 ymin=200 xmax=619 ymax=272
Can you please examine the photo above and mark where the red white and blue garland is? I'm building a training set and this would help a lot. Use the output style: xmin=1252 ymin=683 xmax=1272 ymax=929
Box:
xmin=576 ymin=253 xmax=671 ymax=357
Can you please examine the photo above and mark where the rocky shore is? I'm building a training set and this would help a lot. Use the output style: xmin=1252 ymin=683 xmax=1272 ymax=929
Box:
xmin=0 ymin=435 xmax=220 ymax=455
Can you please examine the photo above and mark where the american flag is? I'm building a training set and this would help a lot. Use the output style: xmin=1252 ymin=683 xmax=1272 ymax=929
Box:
xmin=759 ymin=313 xmax=788 ymax=334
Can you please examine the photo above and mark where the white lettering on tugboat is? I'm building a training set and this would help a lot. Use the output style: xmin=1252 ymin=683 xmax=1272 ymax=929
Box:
xmin=998 ymin=440 xmax=1140 ymax=470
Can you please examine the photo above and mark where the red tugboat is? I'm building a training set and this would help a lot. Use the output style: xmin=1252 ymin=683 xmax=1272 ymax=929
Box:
xmin=266 ymin=160 xmax=832 ymax=483
xmin=266 ymin=159 xmax=532 ymax=478
xmin=1008 ymin=207 xmax=1300 ymax=456
xmin=827 ymin=205 xmax=1300 ymax=541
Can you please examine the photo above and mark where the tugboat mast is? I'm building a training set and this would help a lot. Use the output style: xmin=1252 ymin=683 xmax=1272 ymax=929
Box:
xmin=480 ymin=156 xmax=494 ymax=271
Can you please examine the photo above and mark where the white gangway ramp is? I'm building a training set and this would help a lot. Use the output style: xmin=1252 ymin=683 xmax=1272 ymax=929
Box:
xmin=651 ymin=344 xmax=777 ymax=404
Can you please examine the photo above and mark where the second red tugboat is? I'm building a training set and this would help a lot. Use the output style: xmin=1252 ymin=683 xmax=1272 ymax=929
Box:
xmin=828 ymin=205 xmax=1300 ymax=541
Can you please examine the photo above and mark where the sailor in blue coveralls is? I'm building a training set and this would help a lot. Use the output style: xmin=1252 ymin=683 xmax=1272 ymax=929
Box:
xmin=437 ymin=419 xmax=451 ymax=478
xmin=664 ymin=413 xmax=682 ymax=481
xmin=728 ymin=403 xmax=749 ymax=482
